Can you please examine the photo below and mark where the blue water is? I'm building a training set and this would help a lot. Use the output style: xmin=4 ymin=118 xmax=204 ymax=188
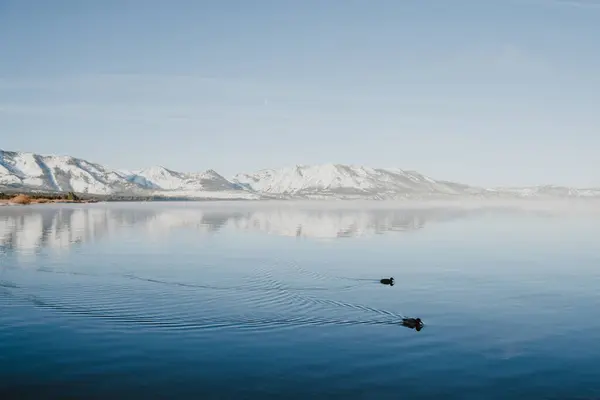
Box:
xmin=1 ymin=202 xmax=600 ymax=399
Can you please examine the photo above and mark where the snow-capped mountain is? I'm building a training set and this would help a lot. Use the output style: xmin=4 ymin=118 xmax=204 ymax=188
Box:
xmin=124 ymin=166 xmax=241 ymax=192
xmin=233 ymin=164 xmax=484 ymax=199
xmin=0 ymin=150 xmax=140 ymax=195
xmin=0 ymin=150 xmax=256 ymax=199
xmin=2 ymin=149 xmax=599 ymax=200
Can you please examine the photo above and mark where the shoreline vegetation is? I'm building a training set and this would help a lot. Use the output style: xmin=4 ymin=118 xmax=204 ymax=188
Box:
xmin=0 ymin=189 xmax=252 ymax=205
xmin=0 ymin=192 xmax=98 ymax=205
xmin=3 ymin=188 xmax=600 ymax=208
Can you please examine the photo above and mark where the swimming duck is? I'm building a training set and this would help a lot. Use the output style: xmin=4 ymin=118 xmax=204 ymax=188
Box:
xmin=380 ymin=277 xmax=394 ymax=285
xmin=401 ymin=317 xmax=423 ymax=331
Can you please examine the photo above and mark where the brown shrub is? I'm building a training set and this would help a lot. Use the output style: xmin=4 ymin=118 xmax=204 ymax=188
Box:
xmin=10 ymin=194 xmax=32 ymax=205
xmin=35 ymin=198 xmax=50 ymax=204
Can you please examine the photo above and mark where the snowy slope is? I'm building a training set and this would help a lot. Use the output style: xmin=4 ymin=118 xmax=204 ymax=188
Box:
xmin=2 ymin=149 xmax=600 ymax=199
xmin=0 ymin=150 xmax=252 ymax=198
xmin=128 ymin=166 xmax=241 ymax=192
xmin=232 ymin=164 xmax=485 ymax=198
xmin=0 ymin=150 xmax=140 ymax=194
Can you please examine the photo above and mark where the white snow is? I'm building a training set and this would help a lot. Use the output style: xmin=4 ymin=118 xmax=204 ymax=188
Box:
xmin=0 ymin=150 xmax=251 ymax=197
xmin=0 ymin=172 xmax=21 ymax=186
xmin=134 ymin=166 xmax=184 ymax=190
xmin=8 ymin=152 xmax=44 ymax=177
xmin=232 ymin=163 xmax=468 ymax=197
xmin=1 ymin=149 xmax=599 ymax=200
xmin=132 ymin=166 xmax=242 ymax=192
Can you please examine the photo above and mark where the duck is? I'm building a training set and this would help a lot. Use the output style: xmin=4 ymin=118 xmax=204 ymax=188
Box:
xmin=380 ymin=277 xmax=394 ymax=285
xmin=401 ymin=317 xmax=423 ymax=331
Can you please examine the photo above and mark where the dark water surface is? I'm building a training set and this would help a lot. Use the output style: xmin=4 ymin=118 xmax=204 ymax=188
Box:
xmin=1 ymin=202 xmax=600 ymax=399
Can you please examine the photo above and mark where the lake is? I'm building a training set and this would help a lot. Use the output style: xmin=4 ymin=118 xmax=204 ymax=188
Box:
xmin=1 ymin=201 xmax=600 ymax=399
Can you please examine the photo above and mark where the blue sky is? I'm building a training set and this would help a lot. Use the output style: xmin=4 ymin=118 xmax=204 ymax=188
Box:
xmin=1 ymin=0 xmax=599 ymax=186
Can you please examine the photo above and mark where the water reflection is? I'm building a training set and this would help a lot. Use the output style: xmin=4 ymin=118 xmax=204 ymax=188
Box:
xmin=0 ymin=203 xmax=546 ymax=256
xmin=2 ymin=202 xmax=600 ymax=399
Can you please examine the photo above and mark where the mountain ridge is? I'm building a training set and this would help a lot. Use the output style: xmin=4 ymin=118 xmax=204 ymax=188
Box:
xmin=1 ymin=149 xmax=598 ymax=200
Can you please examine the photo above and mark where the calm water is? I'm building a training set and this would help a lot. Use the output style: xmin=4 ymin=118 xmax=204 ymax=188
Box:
xmin=1 ymin=202 xmax=600 ymax=399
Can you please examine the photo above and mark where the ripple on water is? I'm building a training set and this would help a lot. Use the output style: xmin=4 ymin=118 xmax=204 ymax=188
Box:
xmin=1 ymin=260 xmax=411 ymax=335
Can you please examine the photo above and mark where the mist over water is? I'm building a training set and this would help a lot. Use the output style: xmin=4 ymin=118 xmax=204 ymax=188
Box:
xmin=1 ymin=201 xmax=600 ymax=399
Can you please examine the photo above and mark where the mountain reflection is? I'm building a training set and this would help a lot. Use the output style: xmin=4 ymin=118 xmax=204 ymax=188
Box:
xmin=0 ymin=203 xmax=525 ymax=255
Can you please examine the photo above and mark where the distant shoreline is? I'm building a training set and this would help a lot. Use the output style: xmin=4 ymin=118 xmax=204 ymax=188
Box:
xmin=0 ymin=192 xmax=99 ymax=205
xmin=0 ymin=198 xmax=97 ymax=205
xmin=0 ymin=189 xmax=262 ymax=205
xmin=3 ymin=188 xmax=600 ymax=206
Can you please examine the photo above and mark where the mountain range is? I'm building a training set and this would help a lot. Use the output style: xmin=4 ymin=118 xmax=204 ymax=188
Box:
xmin=1 ymin=149 xmax=599 ymax=200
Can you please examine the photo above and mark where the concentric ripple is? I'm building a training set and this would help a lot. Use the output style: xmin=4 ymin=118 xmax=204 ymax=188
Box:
xmin=1 ymin=260 xmax=408 ymax=333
